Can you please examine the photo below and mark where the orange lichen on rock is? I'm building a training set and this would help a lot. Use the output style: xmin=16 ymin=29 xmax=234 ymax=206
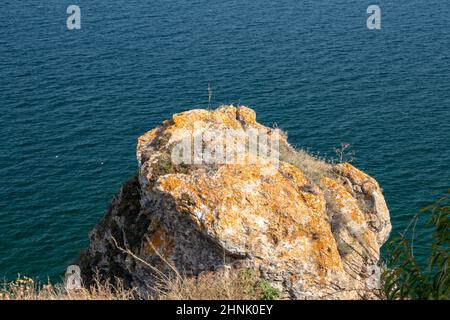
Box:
xmin=81 ymin=106 xmax=391 ymax=300
xmin=321 ymin=177 xmax=366 ymax=225
xmin=236 ymin=106 xmax=257 ymax=125
xmin=137 ymin=106 xmax=391 ymax=299
xmin=141 ymin=225 xmax=175 ymax=259
xmin=335 ymin=163 xmax=379 ymax=193
xmin=157 ymin=159 xmax=343 ymax=271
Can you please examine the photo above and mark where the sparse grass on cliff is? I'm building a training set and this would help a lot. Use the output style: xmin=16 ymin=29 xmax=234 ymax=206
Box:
xmin=0 ymin=274 xmax=135 ymax=300
xmin=156 ymin=268 xmax=281 ymax=300
xmin=278 ymin=130 xmax=358 ymax=184
xmin=278 ymin=140 xmax=334 ymax=183
xmin=0 ymin=232 xmax=282 ymax=301
xmin=1 ymin=235 xmax=281 ymax=300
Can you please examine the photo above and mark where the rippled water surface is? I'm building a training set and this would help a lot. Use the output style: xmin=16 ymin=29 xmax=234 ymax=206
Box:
xmin=1 ymin=0 xmax=449 ymax=280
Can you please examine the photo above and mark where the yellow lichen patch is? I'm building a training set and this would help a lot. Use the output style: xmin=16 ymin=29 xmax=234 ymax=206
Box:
xmin=335 ymin=163 xmax=379 ymax=191
xmin=300 ymin=191 xmax=325 ymax=213
xmin=312 ymin=236 xmax=343 ymax=277
xmin=172 ymin=109 xmax=211 ymax=129
xmin=278 ymin=162 xmax=309 ymax=186
xmin=321 ymin=177 xmax=366 ymax=225
xmin=236 ymin=106 xmax=257 ymax=125
xmin=170 ymin=106 xmax=244 ymax=131
xmin=141 ymin=225 xmax=175 ymax=259
xmin=211 ymin=106 xmax=242 ymax=129
xmin=155 ymin=158 xmax=344 ymax=274
xmin=137 ymin=127 xmax=159 ymax=149
xmin=167 ymin=106 xmax=270 ymax=135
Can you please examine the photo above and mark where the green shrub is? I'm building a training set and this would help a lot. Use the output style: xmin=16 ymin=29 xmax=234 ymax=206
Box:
xmin=257 ymin=279 xmax=281 ymax=300
xmin=238 ymin=268 xmax=281 ymax=300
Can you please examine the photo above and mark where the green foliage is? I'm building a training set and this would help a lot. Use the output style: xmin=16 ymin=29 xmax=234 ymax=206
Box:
xmin=239 ymin=269 xmax=281 ymax=300
xmin=257 ymin=279 xmax=281 ymax=300
xmin=382 ymin=190 xmax=450 ymax=300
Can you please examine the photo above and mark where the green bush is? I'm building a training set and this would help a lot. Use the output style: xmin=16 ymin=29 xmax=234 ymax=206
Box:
xmin=382 ymin=190 xmax=449 ymax=300
xmin=239 ymin=268 xmax=281 ymax=300
xmin=257 ymin=279 xmax=281 ymax=300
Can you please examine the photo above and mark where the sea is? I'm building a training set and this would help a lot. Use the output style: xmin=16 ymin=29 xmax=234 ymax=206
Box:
xmin=1 ymin=0 xmax=449 ymax=281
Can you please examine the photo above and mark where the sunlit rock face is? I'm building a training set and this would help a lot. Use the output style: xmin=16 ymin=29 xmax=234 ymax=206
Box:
xmin=78 ymin=106 xmax=391 ymax=299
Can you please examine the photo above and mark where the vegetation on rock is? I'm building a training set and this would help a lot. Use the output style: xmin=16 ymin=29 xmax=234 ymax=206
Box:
xmin=0 ymin=269 xmax=280 ymax=300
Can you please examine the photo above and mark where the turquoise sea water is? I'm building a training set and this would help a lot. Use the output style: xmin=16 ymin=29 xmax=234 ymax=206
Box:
xmin=0 ymin=0 xmax=449 ymax=281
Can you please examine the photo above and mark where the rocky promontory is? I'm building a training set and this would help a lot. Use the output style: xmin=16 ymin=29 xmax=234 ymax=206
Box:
xmin=77 ymin=106 xmax=391 ymax=299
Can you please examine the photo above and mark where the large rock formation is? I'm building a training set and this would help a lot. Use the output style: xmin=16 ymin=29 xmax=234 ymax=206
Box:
xmin=78 ymin=106 xmax=391 ymax=299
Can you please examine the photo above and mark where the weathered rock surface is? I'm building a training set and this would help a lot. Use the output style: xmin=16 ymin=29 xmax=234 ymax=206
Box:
xmin=78 ymin=106 xmax=391 ymax=299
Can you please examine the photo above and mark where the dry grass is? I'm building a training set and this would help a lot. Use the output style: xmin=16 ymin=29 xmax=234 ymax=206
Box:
xmin=0 ymin=268 xmax=280 ymax=300
xmin=2 ymin=240 xmax=280 ymax=301
xmin=0 ymin=274 xmax=135 ymax=300
xmin=279 ymin=141 xmax=334 ymax=183
xmin=156 ymin=269 xmax=280 ymax=300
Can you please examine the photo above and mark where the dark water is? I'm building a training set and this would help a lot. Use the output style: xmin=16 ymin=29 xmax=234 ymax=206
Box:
xmin=1 ymin=0 xmax=449 ymax=281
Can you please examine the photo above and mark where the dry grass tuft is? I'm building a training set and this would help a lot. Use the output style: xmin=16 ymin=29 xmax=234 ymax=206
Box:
xmin=279 ymin=140 xmax=334 ymax=183
xmin=156 ymin=269 xmax=280 ymax=300
xmin=0 ymin=274 xmax=135 ymax=300
xmin=0 ymin=268 xmax=280 ymax=300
